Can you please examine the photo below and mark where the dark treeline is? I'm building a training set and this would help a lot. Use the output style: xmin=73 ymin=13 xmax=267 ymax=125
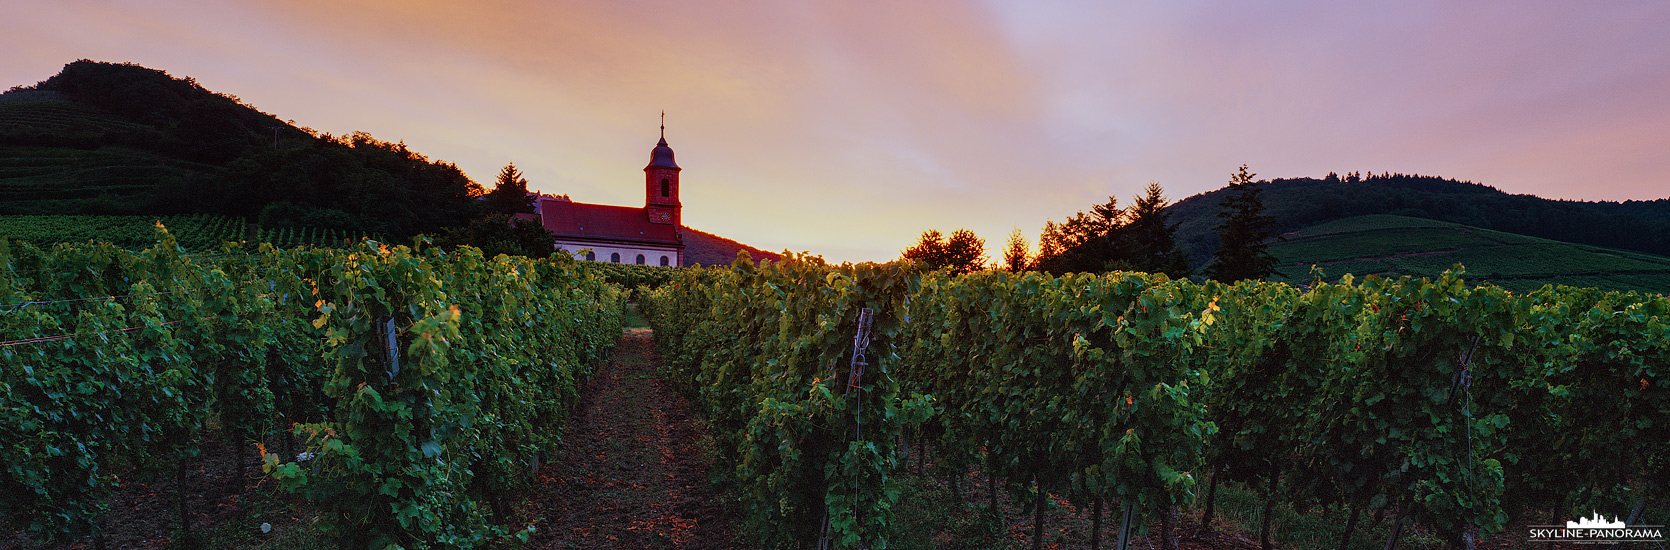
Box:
xmin=2 ymin=60 xmax=544 ymax=252
xmin=1029 ymin=181 xmax=1193 ymax=278
xmin=903 ymin=181 xmax=1211 ymax=280
xmin=1168 ymin=171 xmax=1670 ymax=263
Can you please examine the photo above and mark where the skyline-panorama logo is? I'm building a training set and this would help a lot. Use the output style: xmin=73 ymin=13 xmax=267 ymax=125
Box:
xmin=1567 ymin=512 xmax=1625 ymax=529
xmin=1529 ymin=512 xmax=1665 ymax=545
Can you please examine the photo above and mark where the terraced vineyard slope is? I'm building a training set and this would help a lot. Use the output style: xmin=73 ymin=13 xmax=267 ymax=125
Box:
xmin=1268 ymin=214 xmax=1670 ymax=293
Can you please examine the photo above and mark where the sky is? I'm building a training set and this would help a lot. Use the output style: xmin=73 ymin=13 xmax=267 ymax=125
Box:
xmin=6 ymin=1 xmax=1669 ymax=263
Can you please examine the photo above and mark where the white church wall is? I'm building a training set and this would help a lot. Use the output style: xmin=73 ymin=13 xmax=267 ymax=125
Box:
xmin=555 ymin=240 xmax=680 ymax=267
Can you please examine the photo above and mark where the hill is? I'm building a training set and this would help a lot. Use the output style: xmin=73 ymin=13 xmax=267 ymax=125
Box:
xmin=681 ymin=226 xmax=781 ymax=267
xmin=1266 ymin=214 xmax=1670 ymax=293
xmin=1 ymin=60 xmax=482 ymax=237
xmin=0 ymin=63 xmax=294 ymax=215
xmin=1166 ymin=172 xmax=1670 ymax=267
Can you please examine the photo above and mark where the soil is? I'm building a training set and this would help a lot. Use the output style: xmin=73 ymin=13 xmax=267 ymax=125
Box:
xmin=516 ymin=328 xmax=742 ymax=550
xmin=0 ymin=424 xmax=314 ymax=550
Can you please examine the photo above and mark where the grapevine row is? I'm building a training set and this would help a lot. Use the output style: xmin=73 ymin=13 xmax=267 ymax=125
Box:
xmin=0 ymin=228 xmax=624 ymax=547
xmin=644 ymin=259 xmax=1668 ymax=549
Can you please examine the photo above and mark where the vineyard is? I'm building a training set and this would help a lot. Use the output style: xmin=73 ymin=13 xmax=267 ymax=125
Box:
xmin=643 ymin=257 xmax=1668 ymax=550
xmin=0 ymin=228 xmax=624 ymax=548
xmin=4 ymin=228 xmax=1665 ymax=549
xmin=1266 ymin=215 xmax=1670 ymax=294
xmin=0 ymin=214 xmax=392 ymax=252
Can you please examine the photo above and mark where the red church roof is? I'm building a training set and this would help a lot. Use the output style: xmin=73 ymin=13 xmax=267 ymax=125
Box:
xmin=539 ymin=199 xmax=681 ymax=246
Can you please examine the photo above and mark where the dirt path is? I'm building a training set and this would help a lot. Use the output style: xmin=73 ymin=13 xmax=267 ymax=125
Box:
xmin=520 ymin=328 xmax=740 ymax=550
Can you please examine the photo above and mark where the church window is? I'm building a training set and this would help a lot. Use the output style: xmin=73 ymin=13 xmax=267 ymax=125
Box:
xmin=660 ymin=255 xmax=669 ymax=266
xmin=610 ymin=253 xmax=620 ymax=263
xmin=661 ymin=178 xmax=670 ymax=197
xmin=585 ymin=251 xmax=595 ymax=261
xmin=636 ymin=254 xmax=645 ymax=265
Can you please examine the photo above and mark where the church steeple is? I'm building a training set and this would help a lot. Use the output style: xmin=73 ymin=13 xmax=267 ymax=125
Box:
xmin=645 ymin=114 xmax=681 ymax=226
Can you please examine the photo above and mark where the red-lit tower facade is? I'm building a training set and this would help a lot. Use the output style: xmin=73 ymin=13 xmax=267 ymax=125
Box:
xmin=644 ymin=122 xmax=681 ymax=228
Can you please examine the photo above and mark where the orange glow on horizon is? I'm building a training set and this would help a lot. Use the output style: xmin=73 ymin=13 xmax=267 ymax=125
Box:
xmin=5 ymin=1 xmax=1669 ymax=263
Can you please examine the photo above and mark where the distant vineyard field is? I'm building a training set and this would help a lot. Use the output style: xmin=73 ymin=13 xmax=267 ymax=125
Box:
xmin=0 ymin=214 xmax=376 ymax=251
xmin=1268 ymin=214 xmax=1670 ymax=293
xmin=0 ymin=214 xmax=243 ymax=250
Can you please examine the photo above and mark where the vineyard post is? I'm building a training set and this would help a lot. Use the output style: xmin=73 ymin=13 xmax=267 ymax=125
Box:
xmin=1091 ymin=497 xmax=1103 ymax=550
xmin=845 ymin=307 xmax=874 ymax=546
xmin=1116 ymin=501 xmax=1135 ymax=550
xmin=383 ymin=317 xmax=399 ymax=382
xmin=1031 ymin=478 xmax=1046 ymax=550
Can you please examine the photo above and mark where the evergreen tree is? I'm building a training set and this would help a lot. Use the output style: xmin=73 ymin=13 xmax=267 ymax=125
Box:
xmin=482 ymin=162 xmax=534 ymax=215
xmin=1207 ymin=165 xmax=1279 ymax=283
xmin=1121 ymin=181 xmax=1190 ymax=278
xmin=901 ymin=228 xmax=988 ymax=274
xmin=1002 ymin=228 xmax=1030 ymax=272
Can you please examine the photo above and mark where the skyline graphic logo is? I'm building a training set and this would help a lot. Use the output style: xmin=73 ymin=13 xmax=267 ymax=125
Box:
xmin=1566 ymin=512 xmax=1625 ymax=529
xmin=1529 ymin=512 xmax=1664 ymax=545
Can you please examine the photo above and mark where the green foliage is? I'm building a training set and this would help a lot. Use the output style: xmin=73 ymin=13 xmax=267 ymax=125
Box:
xmin=0 ymin=227 xmax=623 ymax=548
xmin=262 ymin=241 xmax=623 ymax=548
xmin=643 ymin=258 xmax=924 ymax=548
xmin=432 ymin=213 xmax=556 ymax=259
xmin=648 ymin=258 xmax=1670 ymax=549
xmin=0 ymin=227 xmax=265 ymax=543
xmin=576 ymin=261 xmax=682 ymax=299
xmin=0 ymin=214 xmax=245 ymax=250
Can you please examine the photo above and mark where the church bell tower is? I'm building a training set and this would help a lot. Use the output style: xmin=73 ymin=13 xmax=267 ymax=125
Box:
xmin=645 ymin=113 xmax=681 ymax=226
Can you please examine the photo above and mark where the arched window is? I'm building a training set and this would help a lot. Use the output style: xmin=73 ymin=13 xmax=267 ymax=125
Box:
xmin=659 ymin=255 xmax=669 ymax=266
xmin=635 ymin=254 xmax=645 ymax=265
xmin=585 ymin=251 xmax=595 ymax=261
xmin=660 ymin=178 xmax=670 ymax=197
xmin=610 ymin=252 xmax=620 ymax=263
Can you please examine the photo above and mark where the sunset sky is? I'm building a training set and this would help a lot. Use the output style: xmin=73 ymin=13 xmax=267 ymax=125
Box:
xmin=7 ymin=1 xmax=1669 ymax=263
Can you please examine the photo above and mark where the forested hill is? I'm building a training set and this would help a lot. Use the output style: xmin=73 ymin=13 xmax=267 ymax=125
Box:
xmin=1166 ymin=172 xmax=1670 ymax=265
xmin=0 ymin=60 xmax=483 ymax=237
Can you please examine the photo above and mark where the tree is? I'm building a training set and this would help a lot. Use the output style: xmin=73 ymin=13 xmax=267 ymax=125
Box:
xmin=433 ymin=213 xmax=557 ymax=258
xmin=1002 ymin=228 xmax=1030 ymax=272
xmin=482 ymin=163 xmax=534 ymax=215
xmin=1207 ymin=165 xmax=1279 ymax=283
xmin=901 ymin=228 xmax=988 ymax=274
xmin=1120 ymin=181 xmax=1190 ymax=278
xmin=1033 ymin=196 xmax=1124 ymax=274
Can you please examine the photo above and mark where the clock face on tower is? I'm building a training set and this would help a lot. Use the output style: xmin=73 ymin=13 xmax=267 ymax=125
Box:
xmin=658 ymin=211 xmax=671 ymax=222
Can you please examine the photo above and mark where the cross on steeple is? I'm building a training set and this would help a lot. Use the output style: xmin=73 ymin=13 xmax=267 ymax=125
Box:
xmin=660 ymin=110 xmax=665 ymax=139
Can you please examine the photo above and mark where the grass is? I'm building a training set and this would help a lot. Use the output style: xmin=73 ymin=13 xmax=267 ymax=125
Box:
xmin=621 ymin=302 xmax=651 ymax=329
xmin=1268 ymin=214 xmax=1670 ymax=293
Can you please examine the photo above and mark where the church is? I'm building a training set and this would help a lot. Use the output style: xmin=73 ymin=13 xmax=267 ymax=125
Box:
xmin=531 ymin=127 xmax=686 ymax=266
